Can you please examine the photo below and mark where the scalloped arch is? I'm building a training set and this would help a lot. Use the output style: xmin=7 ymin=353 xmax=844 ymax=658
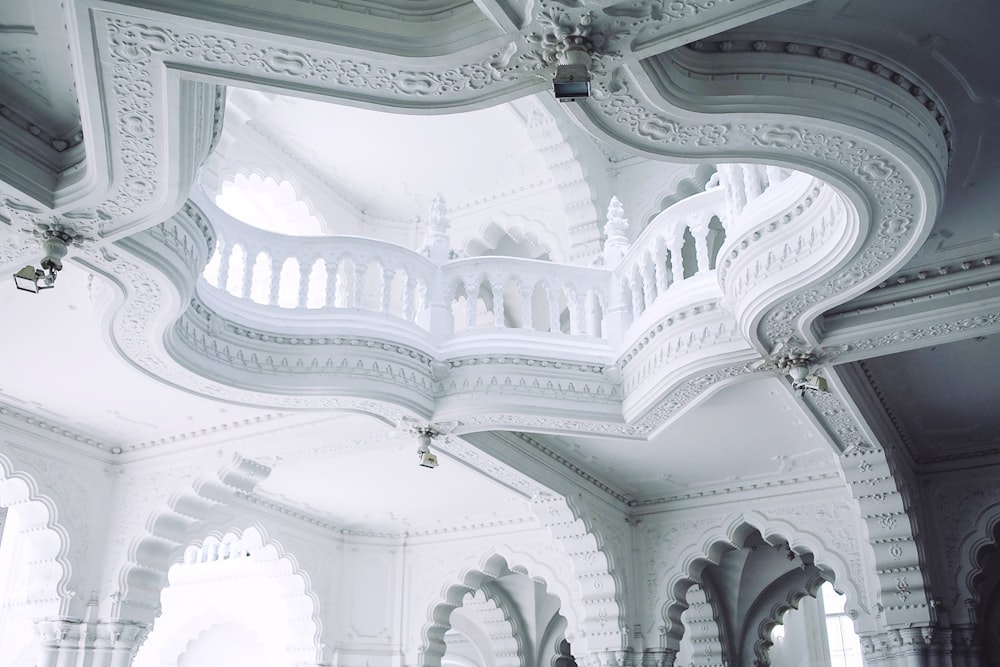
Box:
xmin=749 ymin=566 xmax=828 ymax=666
xmin=0 ymin=452 xmax=73 ymax=617
xmin=956 ymin=500 xmax=1000 ymax=615
xmin=135 ymin=523 xmax=321 ymax=667
xmin=463 ymin=214 xmax=566 ymax=263
xmin=421 ymin=549 xmax=583 ymax=667
xmin=114 ymin=455 xmax=271 ymax=626
xmin=214 ymin=171 xmax=325 ymax=236
xmin=657 ymin=510 xmax=868 ymax=647
xmin=450 ymin=587 xmax=524 ymax=667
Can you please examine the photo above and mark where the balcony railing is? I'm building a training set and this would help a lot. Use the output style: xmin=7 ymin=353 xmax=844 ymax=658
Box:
xmin=196 ymin=164 xmax=800 ymax=347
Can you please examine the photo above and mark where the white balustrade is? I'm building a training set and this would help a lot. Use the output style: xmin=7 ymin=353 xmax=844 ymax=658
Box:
xmin=611 ymin=185 xmax=727 ymax=328
xmin=440 ymin=257 xmax=608 ymax=337
xmin=198 ymin=193 xmax=435 ymax=323
xmin=197 ymin=166 xmax=794 ymax=345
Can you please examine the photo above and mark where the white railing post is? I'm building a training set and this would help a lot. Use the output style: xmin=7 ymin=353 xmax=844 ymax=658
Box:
xmin=491 ymin=278 xmax=505 ymax=328
xmin=641 ymin=258 xmax=656 ymax=305
xmin=352 ymin=261 xmax=367 ymax=309
xmin=214 ymin=238 xmax=230 ymax=288
xmin=268 ymin=256 xmax=281 ymax=306
xmin=415 ymin=270 xmax=453 ymax=341
xmin=297 ymin=258 xmax=310 ymax=308
xmin=464 ymin=280 xmax=479 ymax=330
xmin=519 ymin=282 xmax=534 ymax=330
xmin=653 ymin=240 xmax=669 ymax=293
xmin=690 ymin=216 xmax=712 ymax=275
xmin=239 ymin=246 xmax=255 ymax=299
xmin=568 ymin=288 xmax=584 ymax=335
xmin=401 ymin=276 xmax=414 ymax=320
xmin=324 ymin=256 xmax=337 ymax=308
xmin=546 ymin=283 xmax=561 ymax=333
xmin=378 ymin=265 xmax=392 ymax=313
xmin=629 ymin=270 xmax=643 ymax=321
xmin=668 ymin=226 xmax=685 ymax=285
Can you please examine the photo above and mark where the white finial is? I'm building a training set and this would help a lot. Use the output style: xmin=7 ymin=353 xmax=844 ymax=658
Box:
xmin=420 ymin=193 xmax=459 ymax=262
xmin=428 ymin=193 xmax=449 ymax=235
xmin=602 ymin=196 xmax=631 ymax=267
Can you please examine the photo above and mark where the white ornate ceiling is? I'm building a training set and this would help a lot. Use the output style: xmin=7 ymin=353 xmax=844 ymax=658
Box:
xmin=0 ymin=0 xmax=997 ymax=537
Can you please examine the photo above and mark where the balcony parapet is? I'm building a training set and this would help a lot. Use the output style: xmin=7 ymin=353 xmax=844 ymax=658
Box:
xmin=102 ymin=165 xmax=848 ymax=436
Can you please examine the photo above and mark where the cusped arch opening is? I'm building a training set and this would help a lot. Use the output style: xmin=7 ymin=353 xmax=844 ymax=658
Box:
xmin=134 ymin=524 xmax=322 ymax=667
xmin=422 ymin=552 xmax=577 ymax=667
xmin=660 ymin=514 xmax=868 ymax=661
xmin=0 ymin=454 xmax=73 ymax=621
xmin=958 ymin=502 xmax=1000 ymax=662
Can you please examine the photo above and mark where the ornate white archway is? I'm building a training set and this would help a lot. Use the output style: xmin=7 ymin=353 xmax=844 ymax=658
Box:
xmin=657 ymin=509 xmax=871 ymax=651
xmin=134 ymin=524 xmax=322 ymax=667
xmin=0 ymin=452 xmax=73 ymax=618
xmin=420 ymin=550 xmax=583 ymax=667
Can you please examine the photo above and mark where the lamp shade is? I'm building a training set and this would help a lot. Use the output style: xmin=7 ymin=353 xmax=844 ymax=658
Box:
xmin=13 ymin=266 xmax=40 ymax=293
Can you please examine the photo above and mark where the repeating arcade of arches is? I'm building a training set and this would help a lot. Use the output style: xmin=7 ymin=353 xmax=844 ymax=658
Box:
xmin=7 ymin=450 xmax=1000 ymax=663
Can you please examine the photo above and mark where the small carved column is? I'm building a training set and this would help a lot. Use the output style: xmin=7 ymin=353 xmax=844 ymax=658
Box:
xmin=377 ymin=264 xmax=393 ymax=313
xmin=268 ymin=255 xmax=282 ymax=305
xmin=652 ymin=240 xmax=669 ymax=294
xmin=491 ymin=277 xmax=505 ymax=328
xmin=92 ymin=620 xmax=150 ymax=667
xmin=239 ymin=245 xmax=255 ymax=298
xmin=214 ymin=237 xmax=231 ymax=288
xmin=297 ymin=257 xmax=312 ymax=308
xmin=35 ymin=618 xmax=83 ymax=667
xmin=351 ymin=261 xmax=367 ymax=309
xmin=34 ymin=618 xmax=149 ymax=667
xmin=688 ymin=216 xmax=712 ymax=275
xmin=519 ymin=282 xmax=535 ymax=330
xmin=465 ymin=280 xmax=479 ymax=330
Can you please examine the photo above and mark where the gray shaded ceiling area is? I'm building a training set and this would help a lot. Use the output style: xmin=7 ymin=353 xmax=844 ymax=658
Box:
xmin=858 ymin=333 xmax=1000 ymax=464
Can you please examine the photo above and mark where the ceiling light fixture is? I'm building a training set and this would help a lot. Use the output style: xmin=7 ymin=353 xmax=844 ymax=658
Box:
xmin=12 ymin=227 xmax=83 ymax=294
xmin=415 ymin=426 xmax=440 ymax=469
xmin=552 ymin=21 xmax=594 ymax=103
xmin=775 ymin=350 xmax=829 ymax=395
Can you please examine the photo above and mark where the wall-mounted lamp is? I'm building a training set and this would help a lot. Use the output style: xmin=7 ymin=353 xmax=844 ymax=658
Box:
xmin=12 ymin=227 xmax=83 ymax=294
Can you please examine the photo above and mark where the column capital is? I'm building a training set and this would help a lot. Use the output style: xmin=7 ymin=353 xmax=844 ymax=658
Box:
xmin=34 ymin=617 xmax=89 ymax=647
xmin=94 ymin=619 xmax=151 ymax=649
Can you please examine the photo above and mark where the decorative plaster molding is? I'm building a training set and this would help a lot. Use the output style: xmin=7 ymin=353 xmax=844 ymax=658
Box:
xmin=633 ymin=472 xmax=841 ymax=508
xmin=0 ymin=100 xmax=83 ymax=153
xmin=839 ymin=311 xmax=1000 ymax=360
xmin=514 ymin=432 xmax=631 ymax=504
xmin=684 ymin=38 xmax=953 ymax=155
xmin=126 ymin=413 xmax=290 ymax=453
xmin=874 ymin=255 xmax=998 ymax=291
xmin=0 ymin=400 xmax=115 ymax=454
xmin=800 ymin=388 xmax=874 ymax=454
